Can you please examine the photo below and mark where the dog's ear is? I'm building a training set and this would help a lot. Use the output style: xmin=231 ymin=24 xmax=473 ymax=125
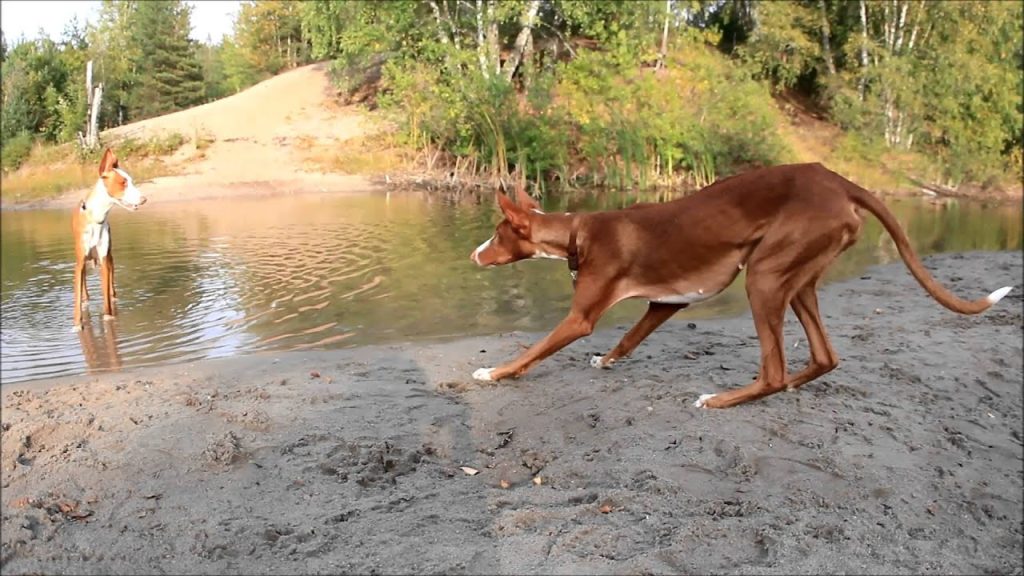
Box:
xmin=98 ymin=148 xmax=119 ymax=175
xmin=497 ymin=191 xmax=530 ymax=235
xmin=515 ymin=182 xmax=541 ymax=212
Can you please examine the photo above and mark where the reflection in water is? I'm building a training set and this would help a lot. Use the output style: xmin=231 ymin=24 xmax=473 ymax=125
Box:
xmin=0 ymin=190 xmax=1020 ymax=385
xmin=76 ymin=318 xmax=123 ymax=374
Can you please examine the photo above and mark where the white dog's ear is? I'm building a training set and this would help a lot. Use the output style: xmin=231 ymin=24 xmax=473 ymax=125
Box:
xmin=99 ymin=148 xmax=119 ymax=175
xmin=497 ymin=191 xmax=531 ymax=235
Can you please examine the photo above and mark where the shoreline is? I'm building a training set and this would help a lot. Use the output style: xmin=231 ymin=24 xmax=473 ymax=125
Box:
xmin=0 ymin=173 xmax=385 ymax=212
xmin=3 ymin=165 xmax=1021 ymax=213
xmin=2 ymin=250 xmax=1021 ymax=574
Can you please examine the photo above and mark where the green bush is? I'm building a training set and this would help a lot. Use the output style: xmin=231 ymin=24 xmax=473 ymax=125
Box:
xmin=380 ymin=56 xmax=568 ymax=183
xmin=1 ymin=132 xmax=35 ymax=172
xmin=112 ymin=132 xmax=188 ymax=159
xmin=555 ymin=39 xmax=792 ymax=188
xmin=375 ymin=34 xmax=791 ymax=190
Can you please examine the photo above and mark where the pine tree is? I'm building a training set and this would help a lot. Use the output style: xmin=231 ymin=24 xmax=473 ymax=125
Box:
xmin=130 ymin=0 xmax=205 ymax=119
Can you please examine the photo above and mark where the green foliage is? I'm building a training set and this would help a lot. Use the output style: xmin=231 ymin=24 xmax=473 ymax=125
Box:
xmin=2 ymin=0 xmax=1020 ymax=194
xmin=234 ymin=1 xmax=309 ymax=77
xmin=89 ymin=0 xmax=141 ymax=127
xmin=736 ymin=1 xmax=821 ymax=89
xmin=129 ymin=1 xmax=206 ymax=120
xmin=196 ymin=42 xmax=229 ymax=102
xmin=911 ymin=1 xmax=1022 ymax=185
xmin=1 ymin=132 xmax=34 ymax=172
xmin=217 ymin=37 xmax=261 ymax=94
xmin=557 ymin=41 xmax=790 ymax=188
xmin=0 ymin=19 xmax=89 ymax=155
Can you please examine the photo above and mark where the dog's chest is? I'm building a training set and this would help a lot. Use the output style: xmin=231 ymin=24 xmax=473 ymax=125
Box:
xmin=81 ymin=221 xmax=110 ymax=260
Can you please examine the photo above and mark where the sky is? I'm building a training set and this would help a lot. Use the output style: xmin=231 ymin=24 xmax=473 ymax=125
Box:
xmin=0 ymin=0 xmax=241 ymax=44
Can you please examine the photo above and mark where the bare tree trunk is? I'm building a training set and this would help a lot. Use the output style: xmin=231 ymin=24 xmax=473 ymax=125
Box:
xmin=882 ymin=1 xmax=892 ymax=52
xmin=430 ymin=1 xmax=452 ymax=47
xmin=476 ymin=0 xmax=489 ymax=78
xmin=818 ymin=0 xmax=836 ymax=75
xmin=906 ymin=0 xmax=924 ymax=52
xmin=88 ymin=84 xmax=103 ymax=149
xmin=430 ymin=0 xmax=456 ymax=72
xmin=85 ymin=60 xmax=94 ymax=110
xmin=451 ymin=0 xmax=462 ymax=50
xmin=521 ymin=31 xmax=534 ymax=91
xmin=502 ymin=0 xmax=540 ymax=82
xmin=487 ymin=2 xmax=500 ymax=76
xmin=80 ymin=61 xmax=103 ymax=149
xmin=893 ymin=0 xmax=908 ymax=53
xmin=656 ymin=0 xmax=672 ymax=70
xmin=858 ymin=0 xmax=869 ymax=100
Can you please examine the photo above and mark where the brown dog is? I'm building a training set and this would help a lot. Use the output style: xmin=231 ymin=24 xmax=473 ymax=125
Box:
xmin=72 ymin=148 xmax=147 ymax=330
xmin=469 ymin=163 xmax=1013 ymax=408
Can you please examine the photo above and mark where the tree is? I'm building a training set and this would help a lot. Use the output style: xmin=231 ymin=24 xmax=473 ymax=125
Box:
xmin=129 ymin=0 xmax=205 ymax=119
xmin=196 ymin=41 xmax=229 ymax=102
xmin=88 ymin=0 xmax=140 ymax=127
xmin=55 ymin=17 xmax=90 ymax=143
xmin=233 ymin=1 xmax=310 ymax=78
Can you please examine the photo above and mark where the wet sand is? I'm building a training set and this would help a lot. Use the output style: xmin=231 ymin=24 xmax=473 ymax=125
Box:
xmin=1 ymin=250 xmax=1021 ymax=575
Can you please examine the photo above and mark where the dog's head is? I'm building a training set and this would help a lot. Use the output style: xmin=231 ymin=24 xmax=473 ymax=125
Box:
xmin=470 ymin=185 xmax=544 ymax=267
xmin=98 ymin=148 xmax=147 ymax=211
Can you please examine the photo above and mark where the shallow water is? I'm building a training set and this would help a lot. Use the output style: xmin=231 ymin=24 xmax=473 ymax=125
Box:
xmin=1 ymin=189 xmax=1020 ymax=385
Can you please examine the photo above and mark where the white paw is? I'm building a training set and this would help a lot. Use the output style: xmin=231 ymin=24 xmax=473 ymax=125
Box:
xmin=693 ymin=393 xmax=717 ymax=409
xmin=590 ymin=355 xmax=612 ymax=369
xmin=103 ymin=314 xmax=115 ymax=321
xmin=472 ymin=368 xmax=495 ymax=381
xmin=71 ymin=324 xmax=83 ymax=333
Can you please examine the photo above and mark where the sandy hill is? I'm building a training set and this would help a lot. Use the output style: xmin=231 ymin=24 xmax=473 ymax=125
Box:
xmin=103 ymin=62 xmax=381 ymax=202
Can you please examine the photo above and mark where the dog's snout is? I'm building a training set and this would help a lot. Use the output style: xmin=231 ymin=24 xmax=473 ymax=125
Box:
xmin=470 ymin=236 xmax=493 ymax=266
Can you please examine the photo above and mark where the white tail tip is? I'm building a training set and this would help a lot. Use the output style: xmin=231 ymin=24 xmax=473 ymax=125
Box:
xmin=987 ymin=286 xmax=1013 ymax=304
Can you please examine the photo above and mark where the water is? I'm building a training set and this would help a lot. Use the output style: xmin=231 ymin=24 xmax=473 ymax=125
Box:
xmin=1 ymin=189 xmax=1020 ymax=385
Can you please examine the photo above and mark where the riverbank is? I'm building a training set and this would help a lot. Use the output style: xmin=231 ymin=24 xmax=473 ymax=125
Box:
xmin=2 ymin=250 xmax=1021 ymax=574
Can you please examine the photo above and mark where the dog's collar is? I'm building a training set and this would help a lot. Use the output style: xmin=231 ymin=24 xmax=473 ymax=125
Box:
xmin=567 ymin=217 xmax=579 ymax=286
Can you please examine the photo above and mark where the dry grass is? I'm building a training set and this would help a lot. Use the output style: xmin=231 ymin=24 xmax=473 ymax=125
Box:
xmin=0 ymin=134 xmax=188 ymax=204
xmin=301 ymin=132 xmax=411 ymax=175
xmin=0 ymin=158 xmax=179 ymax=204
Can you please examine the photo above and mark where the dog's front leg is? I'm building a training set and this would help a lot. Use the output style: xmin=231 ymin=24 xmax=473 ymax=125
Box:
xmin=73 ymin=259 xmax=87 ymax=330
xmin=473 ymin=311 xmax=594 ymax=381
xmin=100 ymin=254 xmax=116 ymax=319
xmin=474 ymin=284 xmax=618 ymax=381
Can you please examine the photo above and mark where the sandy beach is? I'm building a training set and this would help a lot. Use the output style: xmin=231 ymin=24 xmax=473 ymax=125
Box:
xmin=1 ymin=249 xmax=1021 ymax=575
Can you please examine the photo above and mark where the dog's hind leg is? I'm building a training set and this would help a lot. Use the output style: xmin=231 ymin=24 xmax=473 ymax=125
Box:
xmin=697 ymin=214 xmax=858 ymax=408
xmin=696 ymin=275 xmax=790 ymax=408
xmin=784 ymin=283 xmax=839 ymax=390
xmin=592 ymin=302 xmax=687 ymax=369
xmin=782 ymin=221 xmax=859 ymax=391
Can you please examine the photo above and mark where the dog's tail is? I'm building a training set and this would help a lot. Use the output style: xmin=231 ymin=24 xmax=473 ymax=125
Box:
xmin=844 ymin=179 xmax=1012 ymax=315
